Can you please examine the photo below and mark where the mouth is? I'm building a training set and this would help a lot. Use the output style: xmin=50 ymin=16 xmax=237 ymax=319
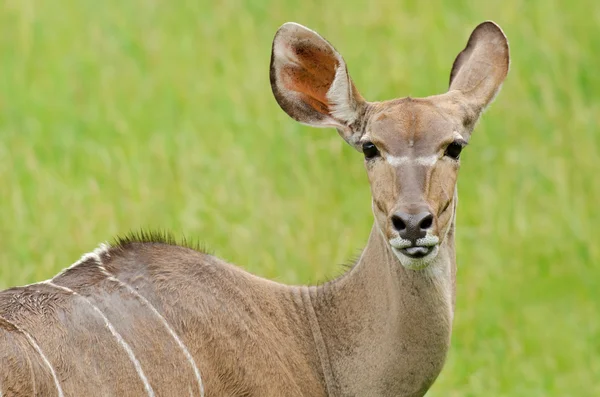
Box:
xmin=389 ymin=235 xmax=440 ymax=269
xmin=398 ymin=245 xmax=434 ymax=258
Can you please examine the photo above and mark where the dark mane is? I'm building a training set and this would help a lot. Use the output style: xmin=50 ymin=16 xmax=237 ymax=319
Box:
xmin=112 ymin=230 xmax=210 ymax=254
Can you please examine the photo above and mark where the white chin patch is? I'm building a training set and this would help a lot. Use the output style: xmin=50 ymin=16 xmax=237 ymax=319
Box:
xmin=392 ymin=245 xmax=440 ymax=270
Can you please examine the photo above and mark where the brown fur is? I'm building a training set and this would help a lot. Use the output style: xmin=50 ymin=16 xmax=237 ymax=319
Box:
xmin=0 ymin=21 xmax=509 ymax=396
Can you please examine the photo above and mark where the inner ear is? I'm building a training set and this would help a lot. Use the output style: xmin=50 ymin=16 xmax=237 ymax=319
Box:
xmin=270 ymin=22 xmax=366 ymax=144
xmin=277 ymin=39 xmax=338 ymax=117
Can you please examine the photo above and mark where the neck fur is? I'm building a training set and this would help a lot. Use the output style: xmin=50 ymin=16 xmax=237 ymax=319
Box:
xmin=308 ymin=219 xmax=456 ymax=396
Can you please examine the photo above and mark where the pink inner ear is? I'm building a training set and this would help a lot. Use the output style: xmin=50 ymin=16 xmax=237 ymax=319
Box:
xmin=279 ymin=41 xmax=339 ymax=115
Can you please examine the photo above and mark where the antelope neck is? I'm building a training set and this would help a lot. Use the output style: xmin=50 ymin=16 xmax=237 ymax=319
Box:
xmin=306 ymin=223 xmax=456 ymax=395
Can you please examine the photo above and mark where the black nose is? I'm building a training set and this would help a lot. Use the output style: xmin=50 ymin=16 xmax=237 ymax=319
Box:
xmin=391 ymin=212 xmax=434 ymax=242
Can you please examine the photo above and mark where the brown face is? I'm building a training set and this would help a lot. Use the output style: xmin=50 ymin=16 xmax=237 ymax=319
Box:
xmin=270 ymin=22 xmax=509 ymax=269
xmin=361 ymin=98 xmax=468 ymax=268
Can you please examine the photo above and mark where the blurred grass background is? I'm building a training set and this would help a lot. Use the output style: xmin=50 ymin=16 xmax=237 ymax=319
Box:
xmin=1 ymin=0 xmax=598 ymax=395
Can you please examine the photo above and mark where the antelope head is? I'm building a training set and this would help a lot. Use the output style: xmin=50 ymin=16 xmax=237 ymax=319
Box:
xmin=270 ymin=22 xmax=509 ymax=269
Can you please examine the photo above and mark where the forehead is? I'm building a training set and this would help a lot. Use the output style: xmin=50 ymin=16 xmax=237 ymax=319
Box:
xmin=366 ymin=98 xmax=462 ymax=156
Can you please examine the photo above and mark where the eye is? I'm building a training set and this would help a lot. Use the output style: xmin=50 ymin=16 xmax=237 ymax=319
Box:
xmin=362 ymin=142 xmax=380 ymax=160
xmin=444 ymin=142 xmax=463 ymax=160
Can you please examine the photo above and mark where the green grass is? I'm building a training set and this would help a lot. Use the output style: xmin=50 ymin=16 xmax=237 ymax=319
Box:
xmin=1 ymin=0 xmax=598 ymax=395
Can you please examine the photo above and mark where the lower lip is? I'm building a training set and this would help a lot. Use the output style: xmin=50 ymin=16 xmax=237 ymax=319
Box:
xmin=399 ymin=246 xmax=434 ymax=258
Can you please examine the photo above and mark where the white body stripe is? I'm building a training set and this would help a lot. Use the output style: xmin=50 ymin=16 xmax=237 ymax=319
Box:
xmin=1 ymin=317 xmax=64 ymax=397
xmin=386 ymin=155 xmax=439 ymax=167
xmin=46 ymin=282 xmax=155 ymax=397
xmin=53 ymin=244 xmax=110 ymax=279
xmin=96 ymin=263 xmax=205 ymax=397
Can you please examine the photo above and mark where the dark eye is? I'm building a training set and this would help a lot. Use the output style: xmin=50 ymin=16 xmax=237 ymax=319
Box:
xmin=445 ymin=142 xmax=463 ymax=160
xmin=362 ymin=142 xmax=380 ymax=160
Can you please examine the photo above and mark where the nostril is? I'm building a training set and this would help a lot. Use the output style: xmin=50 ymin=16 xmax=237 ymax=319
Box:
xmin=419 ymin=214 xmax=434 ymax=230
xmin=391 ymin=215 xmax=406 ymax=231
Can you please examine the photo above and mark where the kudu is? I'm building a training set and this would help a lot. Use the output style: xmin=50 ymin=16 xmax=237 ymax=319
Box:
xmin=0 ymin=21 xmax=509 ymax=396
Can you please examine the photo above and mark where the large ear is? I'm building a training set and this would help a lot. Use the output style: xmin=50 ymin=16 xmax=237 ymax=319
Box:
xmin=270 ymin=22 xmax=366 ymax=145
xmin=449 ymin=21 xmax=510 ymax=121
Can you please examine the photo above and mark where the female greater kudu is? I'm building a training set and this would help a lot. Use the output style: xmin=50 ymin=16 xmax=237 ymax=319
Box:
xmin=0 ymin=21 xmax=509 ymax=396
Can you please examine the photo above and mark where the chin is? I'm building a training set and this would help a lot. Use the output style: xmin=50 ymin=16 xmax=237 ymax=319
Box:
xmin=392 ymin=245 xmax=440 ymax=270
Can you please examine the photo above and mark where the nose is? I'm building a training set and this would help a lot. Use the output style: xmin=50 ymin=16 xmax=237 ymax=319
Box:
xmin=391 ymin=211 xmax=434 ymax=242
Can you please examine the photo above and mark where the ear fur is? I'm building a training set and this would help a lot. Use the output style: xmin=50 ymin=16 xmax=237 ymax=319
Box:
xmin=270 ymin=23 xmax=366 ymax=145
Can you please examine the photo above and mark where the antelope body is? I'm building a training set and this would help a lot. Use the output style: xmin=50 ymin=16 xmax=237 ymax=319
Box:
xmin=0 ymin=21 xmax=509 ymax=397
